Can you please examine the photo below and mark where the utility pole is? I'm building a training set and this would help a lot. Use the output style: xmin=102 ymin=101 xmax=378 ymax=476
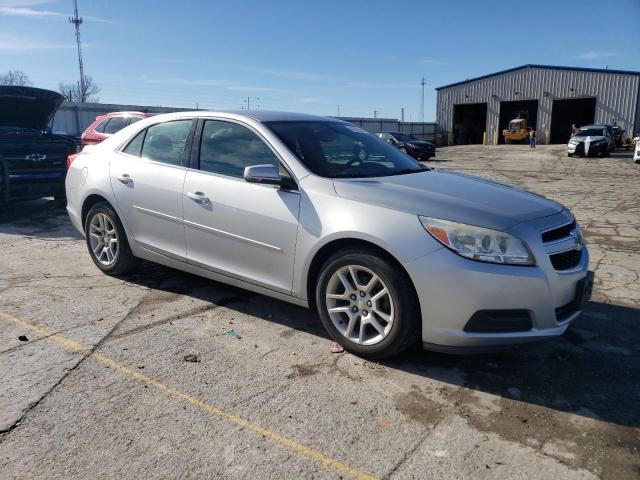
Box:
xmin=69 ymin=0 xmax=85 ymax=102
xmin=401 ymin=107 xmax=405 ymax=123
xmin=373 ymin=110 xmax=378 ymax=119
xmin=420 ymin=77 xmax=426 ymax=122
xmin=243 ymin=96 xmax=260 ymax=110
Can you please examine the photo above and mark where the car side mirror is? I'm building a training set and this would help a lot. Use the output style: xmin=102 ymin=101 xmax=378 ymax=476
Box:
xmin=244 ymin=164 xmax=282 ymax=186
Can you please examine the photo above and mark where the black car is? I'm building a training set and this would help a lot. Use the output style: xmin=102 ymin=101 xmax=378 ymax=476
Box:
xmin=376 ymin=131 xmax=436 ymax=160
xmin=0 ymin=86 xmax=77 ymax=204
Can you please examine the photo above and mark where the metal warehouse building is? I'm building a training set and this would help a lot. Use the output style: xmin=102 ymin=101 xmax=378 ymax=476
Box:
xmin=436 ymin=64 xmax=640 ymax=145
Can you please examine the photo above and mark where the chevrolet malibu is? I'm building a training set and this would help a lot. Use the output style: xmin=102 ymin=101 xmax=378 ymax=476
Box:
xmin=65 ymin=111 xmax=593 ymax=358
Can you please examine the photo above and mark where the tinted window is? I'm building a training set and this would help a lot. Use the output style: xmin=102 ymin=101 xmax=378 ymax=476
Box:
xmin=140 ymin=120 xmax=192 ymax=166
xmin=123 ymin=129 xmax=146 ymax=157
xmin=94 ymin=119 xmax=109 ymax=133
xmin=199 ymin=120 xmax=280 ymax=178
xmin=128 ymin=116 xmax=143 ymax=125
xmin=267 ymin=121 xmax=424 ymax=178
xmin=103 ymin=117 xmax=128 ymax=134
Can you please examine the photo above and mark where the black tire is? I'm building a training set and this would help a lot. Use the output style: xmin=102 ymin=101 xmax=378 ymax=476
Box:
xmin=315 ymin=248 xmax=419 ymax=359
xmin=84 ymin=201 xmax=137 ymax=275
xmin=567 ymin=153 xmax=573 ymax=157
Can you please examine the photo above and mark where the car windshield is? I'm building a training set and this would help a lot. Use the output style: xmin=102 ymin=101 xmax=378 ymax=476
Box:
xmin=578 ymin=128 xmax=606 ymax=136
xmin=394 ymin=132 xmax=416 ymax=142
xmin=266 ymin=121 xmax=426 ymax=178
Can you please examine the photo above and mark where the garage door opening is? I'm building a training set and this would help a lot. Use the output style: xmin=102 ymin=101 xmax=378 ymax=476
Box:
xmin=498 ymin=100 xmax=539 ymax=144
xmin=452 ymin=103 xmax=487 ymax=145
xmin=550 ymin=97 xmax=596 ymax=144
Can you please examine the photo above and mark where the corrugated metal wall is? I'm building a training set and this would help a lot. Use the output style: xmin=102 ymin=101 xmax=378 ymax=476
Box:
xmin=51 ymin=102 xmax=191 ymax=136
xmin=436 ymin=67 xmax=640 ymax=144
xmin=51 ymin=105 xmax=437 ymax=139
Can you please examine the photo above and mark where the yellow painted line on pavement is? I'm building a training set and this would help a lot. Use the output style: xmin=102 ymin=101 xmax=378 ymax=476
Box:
xmin=0 ymin=309 xmax=376 ymax=480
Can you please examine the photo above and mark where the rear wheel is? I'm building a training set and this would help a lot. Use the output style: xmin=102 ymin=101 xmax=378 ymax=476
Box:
xmin=315 ymin=248 xmax=419 ymax=359
xmin=84 ymin=202 xmax=137 ymax=275
xmin=567 ymin=153 xmax=573 ymax=157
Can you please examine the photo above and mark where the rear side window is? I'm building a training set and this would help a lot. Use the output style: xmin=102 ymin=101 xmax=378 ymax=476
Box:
xmin=128 ymin=116 xmax=143 ymax=125
xmin=123 ymin=129 xmax=146 ymax=157
xmin=199 ymin=120 xmax=280 ymax=178
xmin=140 ymin=120 xmax=192 ymax=166
xmin=104 ymin=117 xmax=128 ymax=134
xmin=94 ymin=119 xmax=109 ymax=133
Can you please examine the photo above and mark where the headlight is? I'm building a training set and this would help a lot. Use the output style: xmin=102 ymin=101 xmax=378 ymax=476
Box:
xmin=419 ymin=217 xmax=535 ymax=265
xmin=569 ymin=139 xmax=579 ymax=145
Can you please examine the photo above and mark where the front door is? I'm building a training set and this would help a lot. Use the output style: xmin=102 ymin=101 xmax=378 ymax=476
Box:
xmin=182 ymin=119 xmax=300 ymax=293
xmin=110 ymin=119 xmax=194 ymax=259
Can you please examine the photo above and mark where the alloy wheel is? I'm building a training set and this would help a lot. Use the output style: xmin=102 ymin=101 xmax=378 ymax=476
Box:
xmin=325 ymin=265 xmax=394 ymax=345
xmin=88 ymin=212 xmax=119 ymax=266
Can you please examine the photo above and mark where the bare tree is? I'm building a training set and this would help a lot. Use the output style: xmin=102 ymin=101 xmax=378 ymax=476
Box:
xmin=58 ymin=75 xmax=101 ymax=103
xmin=0 ymin=70 xmax=33 ymax=86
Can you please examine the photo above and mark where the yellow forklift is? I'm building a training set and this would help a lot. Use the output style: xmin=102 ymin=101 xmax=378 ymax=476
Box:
xmin=502 ymin=118 xmax=530 ymax=144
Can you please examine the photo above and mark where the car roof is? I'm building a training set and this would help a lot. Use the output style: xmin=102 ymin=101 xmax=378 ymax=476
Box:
xmin=131 ymin=110 xmax=344 ymax=125
xmin=378 ymin=131 xmax=403 ymax=135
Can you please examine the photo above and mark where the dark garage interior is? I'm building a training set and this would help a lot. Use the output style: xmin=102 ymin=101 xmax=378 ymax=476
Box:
xmin=498 ymin=100 xmax=539 ymax=144
xmin=452 ymin=103 xmax=487 ymax=144
xmin=550 ymin=97 xmax=596 ymax=144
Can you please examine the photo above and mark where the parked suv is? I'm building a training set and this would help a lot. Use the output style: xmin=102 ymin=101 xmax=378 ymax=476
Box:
xmin=81 ymin=112 xmax=148 ymax=148
xmin=0 ymin=86 xmax=77 ymax=203
xmin=376 ymin=131 xmax=436 ymax=160
xmin=567 ymin=125 xmax=612 ymax=157
xmin=66 ymin=111 xmax=592 ymax=359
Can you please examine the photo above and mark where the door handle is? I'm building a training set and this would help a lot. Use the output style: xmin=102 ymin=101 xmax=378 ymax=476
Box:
xmin=187 ymin=191 xmax=210 ymax=204
xmin=116 ymin=174 xmax=131 ymax=184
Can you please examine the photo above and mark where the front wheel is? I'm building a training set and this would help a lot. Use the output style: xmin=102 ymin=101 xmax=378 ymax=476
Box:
xmin=84 ymin=202 xmax=137 ymax=275
xmin=315 ymin=249 xmax=419 ymax=359
xmin=567 ymin=153 xmax=574 ymax=157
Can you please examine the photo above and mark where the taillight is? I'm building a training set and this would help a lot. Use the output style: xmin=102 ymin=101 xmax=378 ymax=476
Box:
xmin=67 ymin=153 xmax=79 ymax=168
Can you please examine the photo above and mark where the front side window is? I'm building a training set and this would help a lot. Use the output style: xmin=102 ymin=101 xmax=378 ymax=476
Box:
xmin=266 ymin=121 xmax=425 ymax=178
xmin=103 ymin=116 xmax=128 ymax=134
xmin=140 ymin=120 xmax=192 ymax=166
xmin=199 ymin=120 xmax=280 ymax=178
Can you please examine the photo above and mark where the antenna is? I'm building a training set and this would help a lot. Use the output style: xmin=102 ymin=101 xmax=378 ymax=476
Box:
xmin=69 ymin=0 xmax=85 ymax=102
xmin=420 ymin=77 xmax=426 ymax=122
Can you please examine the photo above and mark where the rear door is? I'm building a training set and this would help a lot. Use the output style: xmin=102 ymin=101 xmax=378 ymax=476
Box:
xmin=110 ymin=118 xmax=195 ymax=259
xmin=182 ymin=118 xmax=300 ymax=293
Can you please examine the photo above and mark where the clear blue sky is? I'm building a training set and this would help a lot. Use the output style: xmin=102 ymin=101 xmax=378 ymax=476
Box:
xmin=1 ymin=0 xmax=639 ymax=120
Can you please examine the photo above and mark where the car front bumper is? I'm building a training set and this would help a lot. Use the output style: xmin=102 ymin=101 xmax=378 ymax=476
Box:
xmin=405 ymin=217 xmax=590 ymax=351
xmin=567 ymin=141 xmax=608 ymax=156
xmin=0 ymin=170 xmax=67 ymax=202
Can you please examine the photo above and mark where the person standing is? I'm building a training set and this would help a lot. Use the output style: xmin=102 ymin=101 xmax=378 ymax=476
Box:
xmin=529 ymin=129 xmax=536 ymax=148
xmin=571 ymin=124 xmax=580 ymax=136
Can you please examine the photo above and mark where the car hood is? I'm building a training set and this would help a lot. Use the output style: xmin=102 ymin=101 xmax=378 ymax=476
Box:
xmin=0 ymin=86 xmax=65 ymax=130
xmin=571 ymin=135 xmax=607 ymax=142
xmin=333 ymin=169 xmax=563 ymax=231
xmin=407 ymin=140 xmax=435 ymax=148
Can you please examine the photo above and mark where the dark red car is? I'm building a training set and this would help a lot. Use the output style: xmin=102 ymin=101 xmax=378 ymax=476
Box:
xmin=80 ymin=111 xmax=148 ymax=148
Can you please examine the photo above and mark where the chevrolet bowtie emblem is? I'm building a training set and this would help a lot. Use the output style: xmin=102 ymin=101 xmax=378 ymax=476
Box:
xmin=25 ymin=153 xmax=47 ymax=161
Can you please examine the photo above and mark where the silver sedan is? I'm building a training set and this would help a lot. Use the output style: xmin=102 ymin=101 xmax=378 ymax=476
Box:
xmin=66 ymin=111 xmax=593 ymax=358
